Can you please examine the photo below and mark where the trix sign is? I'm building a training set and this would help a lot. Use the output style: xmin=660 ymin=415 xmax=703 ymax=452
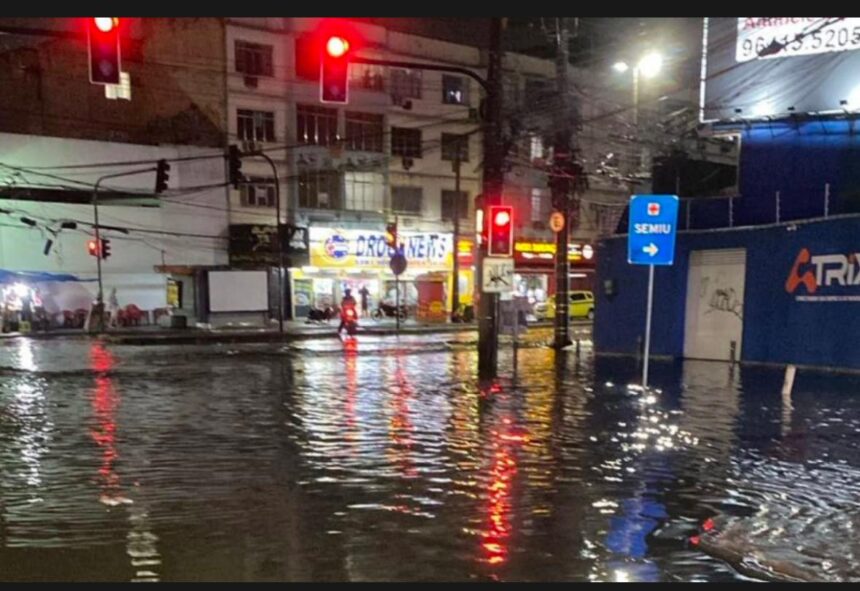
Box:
xmin=628 ymin=194 xmax=679 ymax=266
xmin=785 ymin=248 xmax=860 ymax=302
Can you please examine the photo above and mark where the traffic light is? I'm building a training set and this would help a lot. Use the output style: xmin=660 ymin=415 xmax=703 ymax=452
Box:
xmin=227 ymin=145 xmax=243 ymax=189
xmin=87 ymin=239 xmax=100 ymax=257
xmin=87 ymin=18 xmax=121 ymax=85
xmin=384 ymin=222 xmax=397 ymax=249
xmin=487 ymin=205 xmax=514 ymax=257
xmin=101 ymin=238 xmax=111 ymax=259
xmin=155 ymin=159 xmax=170 ymax=193
xmin=320 ymin=35 xmax=350 ymax=104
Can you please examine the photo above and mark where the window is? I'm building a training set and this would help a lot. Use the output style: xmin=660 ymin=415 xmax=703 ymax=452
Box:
xmin=531 ymin=188 xmax=547 ymax=223
xmin=237 ymin=109 xmax=275 ymax=142
xmin=529 ymin=135 xmax=545 ymax=161
xmin=442 ymin=74 xmax=468 ymax=105
xmin=391 ymin=68 xmax=422 ymax=100
xmin=391 ymin=127 xmax=422 ymax=158
xmin=350 ymin=63 xmax=385 ymax=91
xmin=295 ymin=34 xmax=319 ymax=81
xmin=441 ymin=190 xmax=468 ymax=222
xmin=345 ymin=111 xmax=384 ymax=152
xmin=571 ymin=293 xmax=588 ymax=302
xmin=105 ymin=71 xmax=131 ymax=101
xmin=344 ymin=172 xmax=385 ymax=212
xmin=441 ymin=133 xmax=469 ymax=162
xmin=240 ymin=177 xmax=276 ymax=208
xmin=391 ymin=186 xmax=422 ymax=215
xmin=298 ymin=170 xmax=341 ymax=210
xmin=296 ymin=104 xmax=338 ymax=146
xmin=235 ymin=40 xmax=273 ymax=77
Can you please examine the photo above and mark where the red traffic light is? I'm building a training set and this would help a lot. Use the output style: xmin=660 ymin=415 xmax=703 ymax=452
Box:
xmin=326 ymin=36 xmax=350 ymax=58
xmin=87 ymin=239 xmax=100 ymax=257
xmin=487 ymin=205 xmax=514 ymax=257
xmin=493 ymin=209 xmax=511 ymax=227
xmin=93 ymin=17 xmax=118 ymax=33
xmin=88 ymin=17 xmax=121 ymax=85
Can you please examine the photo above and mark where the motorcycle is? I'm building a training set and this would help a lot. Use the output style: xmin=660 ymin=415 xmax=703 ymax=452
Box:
xmin=372 ymin=302 xmax=407 ymax=320
xmin=306 ymin=306 xmax=336 ymax=324
xmin=340 ymin=304 xmax=358 ymax=336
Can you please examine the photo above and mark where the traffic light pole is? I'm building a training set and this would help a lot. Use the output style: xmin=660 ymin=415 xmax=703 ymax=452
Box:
xmin=476 ymin=18 xmax=505 ymax=379
xmin=90 ymin=166 xmax=157 ymax=334
xmin=255 ymin=152 xmax=285 ymax=335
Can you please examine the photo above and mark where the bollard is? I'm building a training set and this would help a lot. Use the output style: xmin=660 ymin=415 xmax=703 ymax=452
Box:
xmin=729 ymin=340 xmax=737 ymax=365
xmin=782 ymin=364 xmax=796 ymax=396
xmin=636 ymin=335 xmax=643 ymax=364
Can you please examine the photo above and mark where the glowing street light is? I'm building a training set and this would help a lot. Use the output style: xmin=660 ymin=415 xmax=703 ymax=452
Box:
xmin=637 ymin=51 xmax=663 ymax=79
xmin=612 ymin=61 xmax=630 ymax=73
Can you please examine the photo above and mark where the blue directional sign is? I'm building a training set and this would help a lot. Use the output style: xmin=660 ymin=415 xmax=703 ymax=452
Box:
xmin=628 ymin=194 xmax=679 ymax=266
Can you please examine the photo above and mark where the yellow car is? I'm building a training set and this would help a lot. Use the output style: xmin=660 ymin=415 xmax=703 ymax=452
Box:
xmin=535 ymin=291 xmax=595 ymax=321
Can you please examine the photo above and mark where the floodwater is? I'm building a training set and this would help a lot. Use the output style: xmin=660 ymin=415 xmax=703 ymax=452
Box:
xmin=1 ymin=332 xmax=859 ymax=582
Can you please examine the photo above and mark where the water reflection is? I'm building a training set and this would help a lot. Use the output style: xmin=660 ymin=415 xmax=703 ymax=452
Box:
xmin=0 ymin=338 xmax=858 ymax=581
xmin=89 ymin=342 xmax=162 ymax=582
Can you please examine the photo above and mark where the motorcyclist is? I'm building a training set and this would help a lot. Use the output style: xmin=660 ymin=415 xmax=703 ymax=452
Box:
xmin=338 ymin=288 xmax=358 ymax=335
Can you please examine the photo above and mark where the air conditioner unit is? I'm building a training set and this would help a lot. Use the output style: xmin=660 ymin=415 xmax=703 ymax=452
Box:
xmin=244 ymin=76 xmax=258 ymax=88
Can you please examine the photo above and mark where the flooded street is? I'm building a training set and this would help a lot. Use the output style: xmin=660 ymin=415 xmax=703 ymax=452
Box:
xmin=2 ymin=332 xmax=860 ymax=582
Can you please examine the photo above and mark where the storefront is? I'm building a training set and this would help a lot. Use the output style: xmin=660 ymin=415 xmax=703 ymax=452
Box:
xmin=228 ymin=223 xmax=309 ymax=321
xmin=294 ymin=227 xmax=455 ymax=320
xmin=513 ymin=239 xmax=596 ymax=313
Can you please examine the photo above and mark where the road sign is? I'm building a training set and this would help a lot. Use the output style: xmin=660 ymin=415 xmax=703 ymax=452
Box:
xmin=389 ymin=252 xmax=407 ymax=276
xmin=628 ymin=194 xmax=679 ymax=266
xmin=482 ymin=257 xmax=514 ymax=293
xmin=549 ymin=211 xmax=565 ymax=233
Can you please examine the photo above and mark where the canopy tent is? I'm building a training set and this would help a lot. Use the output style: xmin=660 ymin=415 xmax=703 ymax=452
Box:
xmin=0 ymin=269 xmax=94 ymax=283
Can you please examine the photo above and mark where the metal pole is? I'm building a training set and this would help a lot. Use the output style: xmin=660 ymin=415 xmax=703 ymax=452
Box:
xmin=92 ymin=180 xmax=105 ymax=327
xmin=396 ymin=215 xmax=400 ymax=333
xmin=642 ymin=264 xmax=655 ymax=389
xmin=258 ymin=153 xmax=284 ymax=334
xmin=633 ymin=67 xmax=640 ymax=128
xmin=552 ymin=17 xmax=572 ymax=350
xmin=824 ymin=182 xmax=830 ymax=218
xmin=451 ymin=148 xmax=461 ymax=321
xmin=89 ymin=166 xmax=157 ymax=334
xmin=776 ymin=190 xmax=781 ymax=223
xmin=477 ymin=18 xmax=505 ymax=379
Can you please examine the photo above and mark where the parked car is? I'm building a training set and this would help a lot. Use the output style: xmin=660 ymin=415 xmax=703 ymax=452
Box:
xmin=534 ymin=290 xmax=595 ymax=321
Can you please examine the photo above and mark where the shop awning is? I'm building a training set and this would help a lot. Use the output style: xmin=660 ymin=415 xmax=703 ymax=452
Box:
xmin=0 ymin=269 xmax=94 ymax=283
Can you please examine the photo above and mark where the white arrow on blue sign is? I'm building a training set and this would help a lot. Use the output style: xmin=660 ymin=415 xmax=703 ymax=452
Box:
xmin=628 ymin=194 xmax=679 ymax=266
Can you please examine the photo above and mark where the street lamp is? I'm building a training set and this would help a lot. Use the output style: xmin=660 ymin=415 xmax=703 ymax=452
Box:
xmin=613 ymin=51 xmax=663 ymax=126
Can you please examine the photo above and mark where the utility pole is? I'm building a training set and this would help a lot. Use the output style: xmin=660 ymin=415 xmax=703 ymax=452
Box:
xmin=552 ymin=17 xmax=573 ymax=350
xmin=451 ymin=146 xmax=461 ymax=321
xmin=477 ymin=17 xmax=505 ymax=379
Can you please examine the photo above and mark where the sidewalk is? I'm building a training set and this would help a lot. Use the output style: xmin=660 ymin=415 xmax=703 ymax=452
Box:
xmin=0 ymin=318 xmax=583 ymax=346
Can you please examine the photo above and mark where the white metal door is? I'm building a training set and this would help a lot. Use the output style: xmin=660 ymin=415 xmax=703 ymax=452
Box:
xmin=683 ymin=249 xmax=746 ymax=361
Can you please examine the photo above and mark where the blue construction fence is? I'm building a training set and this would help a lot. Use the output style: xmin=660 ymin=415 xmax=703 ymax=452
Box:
xmin=595 ymin=214 xmax=860 ymax=370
